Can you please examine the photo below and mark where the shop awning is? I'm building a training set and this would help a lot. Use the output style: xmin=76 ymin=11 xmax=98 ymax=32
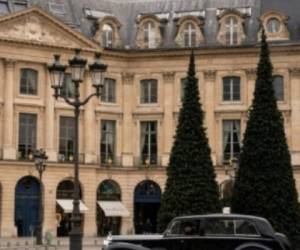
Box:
xmin=56 ymin=199 xmax=89 ymax=213
xmin=97 ymin=201 xmax=130 ymax=217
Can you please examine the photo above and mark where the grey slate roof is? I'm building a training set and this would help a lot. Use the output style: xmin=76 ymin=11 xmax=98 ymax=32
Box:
xmin=2 ymin=0 xmax=300 ymax=49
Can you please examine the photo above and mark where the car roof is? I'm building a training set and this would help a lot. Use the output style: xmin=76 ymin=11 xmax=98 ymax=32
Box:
xmin=173 ymin=213 xmax=270 ymax=224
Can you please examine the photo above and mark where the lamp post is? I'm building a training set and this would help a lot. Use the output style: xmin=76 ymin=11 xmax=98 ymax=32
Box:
xmin=48 ymin=49 xmax=107 ymax=250
xmin=224 ymin=157 xmax=239 ymax=180
xmin=33 ymin=148 xmax=48 ymax=245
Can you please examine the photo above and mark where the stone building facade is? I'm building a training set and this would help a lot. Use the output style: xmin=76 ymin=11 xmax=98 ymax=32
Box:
xmin=0 ymin=0 xmax=299 ymax=238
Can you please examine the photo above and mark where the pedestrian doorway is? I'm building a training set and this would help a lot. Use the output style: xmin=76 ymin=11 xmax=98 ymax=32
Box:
xmin=56 ymin=180 xmax=86 ymax=237
xmin=134 ymin=180 xmax=161 ymax=234
xmin=15 ymin=176 xmax=40 ymax=236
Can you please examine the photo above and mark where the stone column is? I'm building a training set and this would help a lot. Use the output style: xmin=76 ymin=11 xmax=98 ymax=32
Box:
xmin=84 ymin=75 xmax=97 ymax=164
xmin=0 ymin=180 xmax=16 ymax=236
xmin=289 ymin=68 xmax=300 ymax=165
xmin=121 ymin=73 xmax=134 ymax=167
xmin=44 ymin=69 xmax=57 ymax=161
xmin=204 ymin=70 xmax=216 ymax=164
xmin=162 ymin=71 xmax=175 ymax=166
xmin=246 ymin=69 xmax=256 ymax=106
xmin=3 ymin=59 xmax=16 ymax=160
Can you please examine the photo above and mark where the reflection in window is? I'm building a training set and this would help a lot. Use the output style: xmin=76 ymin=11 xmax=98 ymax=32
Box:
xmin=144 ymin=21 xmax=155 ymax=48
xmin=223 ymin=120 xmax=241 ymax=161
xmin=20 ymin=69 xmax=38 ymax=95
xmin=100 ymin=120 xmax=116 ymax=165
xmin=61 ymin=73 xmax=75 ymax=98
xmin=59 ymin=117 xmax=75 ymax=162
xmin=101 ymin=78 xmax=116 ymax=103
xmin=267 ymin=18 xmax=280 ymax=33
xmin=225 ymin=16 xmax=238 ymax=45
xmin=272 ymin=75 xmax=284 ymax=101
xmin=223 ymin=76 xmax=240 ymax=101
xmin=140 ymin=121 xmax=157 ymax=165
xmin=18 ymin=113 xmax=37 ymax=160
xmin=183 ymin=22 xmax=196 ymax=47
xmin=140 ymin=79 xmax=157 ymax=103
xmin=102 ymin=24 xmax=114 ymax=48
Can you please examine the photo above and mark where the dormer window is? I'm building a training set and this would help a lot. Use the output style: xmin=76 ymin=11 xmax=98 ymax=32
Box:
xmin=267 ymin=18 xmax=280 ymax=33
xmin=94 ymin=16 xmax=123 ymax=48
xmin=183 ymin=22 xmax=196 ymax=47
xmin=102 ymin=24 xmax=114 ymax=48
xmin=259 ymin=11 xmax=289 ymax=41
xmin=217 ymin=10 xmax=247 ymax=46
xmin=144 ymin=21 xmax=155 ymax=48
xmin=225 ymin=16 xmax=238 ymax=45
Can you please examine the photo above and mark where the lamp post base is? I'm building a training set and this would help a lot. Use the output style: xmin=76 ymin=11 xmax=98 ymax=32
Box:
xmin=69 ymin=228 xmax=82 ymax=250
xmin=36 ymin=224 xmax=42 ymax=245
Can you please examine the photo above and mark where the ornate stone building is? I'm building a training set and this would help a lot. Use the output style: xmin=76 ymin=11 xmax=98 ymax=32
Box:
xmin=0 ymin=0 xmax=299 ymax=238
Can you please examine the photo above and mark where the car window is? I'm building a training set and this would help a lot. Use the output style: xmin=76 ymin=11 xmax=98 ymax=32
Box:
xmin=169 ymin=220 xmax=200 ymax=236
xmin=204 ymin=219 xmax=259 ymax=236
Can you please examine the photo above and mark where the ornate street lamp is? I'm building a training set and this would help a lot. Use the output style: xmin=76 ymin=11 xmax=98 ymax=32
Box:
xmin=33 ymin=148 xmax=48 ymax=245
xmin=48 ymin=49 xmax=107 ymax=250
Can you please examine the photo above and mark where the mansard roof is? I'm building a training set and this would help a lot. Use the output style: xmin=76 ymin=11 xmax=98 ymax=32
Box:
xmin=1 ymin=0 xmax=300 ymax=50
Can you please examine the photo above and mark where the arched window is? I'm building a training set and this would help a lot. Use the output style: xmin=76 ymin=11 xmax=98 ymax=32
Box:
xmin=183 ymin=22 xmax=196 ymax=47
xmin=98 ymin=180 xmax=121 ymax=201
xmin=20 ymin=68 xmax=38 ymax=95
xmin=144 ymin=21 xmax=155 ymax=48
xmin=225 ymin=16 xmax=238 ymax=45
xmin=102 ymin=24 xmax=114 ymax=48
xmin=273 ymin=75 xmax=284 ymax=101
xmin=267 ymin=18 xmax=280 ymax=33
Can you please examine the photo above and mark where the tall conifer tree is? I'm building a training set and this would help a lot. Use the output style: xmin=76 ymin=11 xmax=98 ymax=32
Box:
xmin=157 ymin=52 xmax=221 ymax=232
xmin=232 ymin=30 xmax=300 ymax=245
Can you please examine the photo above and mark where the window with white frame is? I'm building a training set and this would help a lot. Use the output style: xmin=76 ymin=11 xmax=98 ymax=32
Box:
xmin=20 ymin=68 xmax=38 ymax=95
xmin=18 ymin=113 xmax=37 ymax=160
xmin=223 ymin=76 xmax=241 ymax=101
xmin=223 ymin=120 xmax=241 ymax=161
xmin=61 ymin=73 xmax=75 ymax=99
xmin=183 ymin=22 xmax=197 ymax=47
xmin=140 ymin=121 xmax=157 ymax=165
xmin=140 ymin=79 xmax=158 ymax=103
xmin=101 ymin=78 xmax=116 ymax=103
xmin=102 ymin=23 xmax=114 ymax=48
xmin=100 ymin=120 xmax=116 ymax=165
xmin=225 ymin=16 xmax=238 ymax=45
xmin=266 ymin=18 xmax=280 ymax=33
xmin=59 ymin=117 xmax=75 ymax=162
xmin=272 ymin=75 xmax=284 ymax=101
xmin=144 ymin=21 xmax=156 ymax=48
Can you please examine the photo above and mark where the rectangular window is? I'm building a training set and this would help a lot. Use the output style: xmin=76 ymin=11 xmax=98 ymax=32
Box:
xmin=273 ymin=75 xmax=284 ymax=101
xmin=140 ymin=79 xmax=158 ymax=104
xmin=100 ymin=120 xmax=116 ymax=164
xmin=223 ymin=77 xmax=240 ymax=101
xmin=0 ymin=1 xmax=9 ymax=13
xmin=101 ymin=78 xmax=116 ymax=103
xmin=60 ymin=73 xmax=75 ymax=99
xmin=223 ymin=120 xmax=241 ymax=161
xmin=59 ymin=117 xmax=75 ymax=162
xmin=20 ymin=69 xmax=38 ymax=95
xmin=140 ymin=121 xmax=157 ymax=165
xmin=18 ymin=113 xmax=37 ymax=160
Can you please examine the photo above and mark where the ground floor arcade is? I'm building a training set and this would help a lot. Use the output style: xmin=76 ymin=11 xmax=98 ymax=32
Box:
xmin=0 ymin=162 xmax=300 ymax=238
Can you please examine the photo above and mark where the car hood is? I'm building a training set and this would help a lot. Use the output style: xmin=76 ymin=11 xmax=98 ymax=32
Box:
xmin=111 ymin=234 xmax=164 ymax=241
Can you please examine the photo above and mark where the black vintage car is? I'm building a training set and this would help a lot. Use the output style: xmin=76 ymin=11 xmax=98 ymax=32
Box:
xmin=102 ymin=214 xmax=291 ymax=250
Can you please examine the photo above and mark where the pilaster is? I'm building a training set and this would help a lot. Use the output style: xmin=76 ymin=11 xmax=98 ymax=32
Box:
xmin=204 ymin=70 xmax=216 ymax=164
xmin=121 ymin=73 xmax=134 ymax=167
xmin=3 ymin=59 xmax=16 ymax=160
xmin=162 ymin=71 xmax=175 ymax=166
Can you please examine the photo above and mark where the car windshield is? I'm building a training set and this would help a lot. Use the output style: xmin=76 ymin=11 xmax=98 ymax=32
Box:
xmin=204 ymin=219 xmax=259 ymax=236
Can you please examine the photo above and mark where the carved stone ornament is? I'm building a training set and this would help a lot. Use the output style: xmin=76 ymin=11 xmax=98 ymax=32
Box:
xmin=204 ymin=70 xmax=216 ymax=81
xmin=0 ymin=14 xmax=80 ymax=47
xmin=122 ymin=72 xmax=135 ymax=84
xmin=162 ymin=71 xmax=175 ymax=82
xmin=289 ymin=68 xmax=300 ymax=77
xmin=246 ymin=69 xmax=257 ymax=80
